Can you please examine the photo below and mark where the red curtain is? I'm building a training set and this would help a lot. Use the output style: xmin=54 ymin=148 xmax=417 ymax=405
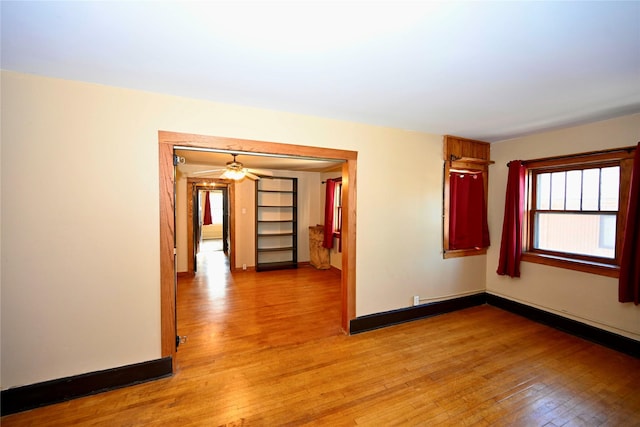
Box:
xmin=449 ymin=172 xmax=489 ymax=249
xmin=619 ymin=143 xmax=640 ymax=304
xmin=203 ymin=191 xmax=212 ymax=226
xmin=323 ymin=179 xmax=336 ymax=249
xmin=497 ymin=161 xmax=526 ymax=277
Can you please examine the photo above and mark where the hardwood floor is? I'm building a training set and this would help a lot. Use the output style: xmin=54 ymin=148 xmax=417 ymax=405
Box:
xmin=3 ymin=248 xmax=640 ymax=426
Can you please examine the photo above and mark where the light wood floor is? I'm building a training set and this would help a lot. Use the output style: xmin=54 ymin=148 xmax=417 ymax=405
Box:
xmin=3 ymin=248 xmax=640 ymax=426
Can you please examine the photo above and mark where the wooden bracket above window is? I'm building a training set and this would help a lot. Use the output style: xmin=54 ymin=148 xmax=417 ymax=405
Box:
xmin=449 ymin=154 xmax=495 ymax=165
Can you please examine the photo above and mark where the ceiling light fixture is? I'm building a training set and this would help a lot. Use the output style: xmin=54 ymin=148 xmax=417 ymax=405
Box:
xmin=219 ymin=155 xmax=248 ymax=180
xmin=221 ymin=168 xmax=246 ymax=180
xmin=191 ymin=153 xmax=269 ymax=181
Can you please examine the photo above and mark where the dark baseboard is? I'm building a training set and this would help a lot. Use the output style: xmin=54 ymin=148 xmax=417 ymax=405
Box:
xmin=1 ymin=357 xmax=173 ymax=416
xmin=350 ymin=293 xmax=486 ymax=334
xmin=486 ymin=294 xmax=640 ymax=358
xmin=349 ymin=292 xmax=639 ymax=358
xmin=3 ymin=294 xmax=637 ymax=416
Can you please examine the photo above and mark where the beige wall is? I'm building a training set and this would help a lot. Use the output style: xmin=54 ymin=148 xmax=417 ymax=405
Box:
xmin=486 ymin=113 xmax=640 ymax=341
xmin=175 ymin=169 xmax=189 ymax=272
xmin=1 ymin=71 xmax=486 ymax=389
xmin=4 ymin=70 xmax=635 ymax=392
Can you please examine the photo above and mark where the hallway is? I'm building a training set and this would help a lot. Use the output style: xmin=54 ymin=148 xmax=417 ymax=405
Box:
xmin=176 ymin=251 xmax=344 ymax=370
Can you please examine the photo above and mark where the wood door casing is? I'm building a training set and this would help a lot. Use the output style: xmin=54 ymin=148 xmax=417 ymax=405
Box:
xmin=159 ymin=131 xmax=357 ymax=365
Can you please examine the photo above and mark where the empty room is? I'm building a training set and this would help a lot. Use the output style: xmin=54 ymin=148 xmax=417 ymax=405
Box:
xmin=1 ymin=2 xmax=639 ymax=425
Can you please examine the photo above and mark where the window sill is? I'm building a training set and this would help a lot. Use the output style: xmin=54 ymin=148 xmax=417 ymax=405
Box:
xmin=521 ymin=252 xmax=619 ymax=278
xmin=444 ymin=247 xmax=487 ymax=259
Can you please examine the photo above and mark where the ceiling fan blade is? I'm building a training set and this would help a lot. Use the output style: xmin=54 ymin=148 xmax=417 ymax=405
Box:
xmin=193 ymin=168 xmax=225 ymax=175
xmin=191 ymin=155 xmax=270 ymax=180
xmin=246 ymin=168 xmax=274 ymax=177
xmin=244 ymin=171 xmax=261 ymax=180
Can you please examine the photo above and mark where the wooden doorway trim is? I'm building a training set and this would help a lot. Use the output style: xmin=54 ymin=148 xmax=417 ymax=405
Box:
xmin=186 ymin=178 xmax=232 ymax=275
xmin=159 ymin=130 xmax=357 ymax=364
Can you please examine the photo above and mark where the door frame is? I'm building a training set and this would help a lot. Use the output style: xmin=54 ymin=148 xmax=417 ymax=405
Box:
xmin=187 ymin=179 xmax=232 ymax=274
xmin=158 ymin=130 xmax=357 ymax=364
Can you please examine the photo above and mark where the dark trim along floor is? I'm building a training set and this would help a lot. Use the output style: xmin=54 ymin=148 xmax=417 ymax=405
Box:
xmin=485 ymin=293 xmax=640 ymax=358
xmin=350 ymin=293 xmax=486 ymax=334
xmin=3 ymin=293 xmax=639 ymax=416
xmin=1 ymin=357 xmax=172 ymax=416
xmin=350 ymin=292 xmax=640 ymax=359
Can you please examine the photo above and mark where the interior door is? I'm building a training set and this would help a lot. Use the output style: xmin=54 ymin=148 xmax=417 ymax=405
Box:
xmin=192 ymin=186 xmax=201 ymax=273
xmin=222 ymin=187 xmax=229 ymax=254
xmin=173 ymin=153 xmax=180 ymax=350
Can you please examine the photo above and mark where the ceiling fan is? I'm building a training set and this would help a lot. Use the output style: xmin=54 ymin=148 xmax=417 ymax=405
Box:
xmin=192 ymin=154 xmax=273 ymax=181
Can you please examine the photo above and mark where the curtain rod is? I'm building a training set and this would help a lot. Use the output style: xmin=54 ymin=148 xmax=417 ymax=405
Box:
xmin=322 ymin=177 xmax=343 ymax=184
xmin=450 ymin=168 xmax=483 ymax=174
xmin=507 ymin=144 xmax=637 ymax=167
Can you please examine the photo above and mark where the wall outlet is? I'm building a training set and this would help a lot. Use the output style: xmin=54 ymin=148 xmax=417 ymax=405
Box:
xmin=413 ymin=295 xmax=420 ymax=306
xmin=242 ymin=263 xmax=247 ymax=271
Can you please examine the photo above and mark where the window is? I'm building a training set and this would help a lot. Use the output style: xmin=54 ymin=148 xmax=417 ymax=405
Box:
xmin=523 ymin=148 xmax=635 ymax=277
xmin=443 ymin=135 xmax=492 ymax=259
xmin=334 ymin=181 xmax=342 ymax=236
xmin=207 ymin=191 xmax=224 ymax=223
xmin=531 ymin=164 xmax=619 ymax=261
xmin=323 ymin=177 xmax=342 ymax=251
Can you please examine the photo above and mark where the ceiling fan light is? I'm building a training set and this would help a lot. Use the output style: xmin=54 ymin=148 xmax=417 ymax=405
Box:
xmin=222 ymin=169 xmax=246 ymax=180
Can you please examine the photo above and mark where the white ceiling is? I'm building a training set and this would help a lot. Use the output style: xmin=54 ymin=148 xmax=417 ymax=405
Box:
xmin=2 ymin=1 xmax=639 ymax=142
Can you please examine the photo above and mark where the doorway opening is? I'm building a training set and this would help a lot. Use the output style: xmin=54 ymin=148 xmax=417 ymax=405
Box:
xmin=196 ymin=187 xmax=228 ymax=273
xmin=184 ymin=177 xmax=231 ymax=275
xmin=199 ymin=189 xmax=224 ymax=251
xmin=159 ymin=130 xmax=357 ymax=366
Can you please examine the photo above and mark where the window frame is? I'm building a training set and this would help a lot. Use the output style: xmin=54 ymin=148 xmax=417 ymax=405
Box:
xmin=522 ymin=148 xmax=635 ymax=278
xmin=334 ymin=180 xmax=343 ymax=238
xmin=443 ymin=135 xmax=492 ymax=259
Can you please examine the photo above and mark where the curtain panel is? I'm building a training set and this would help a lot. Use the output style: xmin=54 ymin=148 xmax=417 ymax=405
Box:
xmin=323 ymin=179 xmax=336 ymax=249
xmin=449 ymin=172 xmax=490 ymax=249
xmin=497 ymin=161 xmax=526 ymax=277
xmin=203 ymin=191 xmax=213 ymax=226
xmin=619 ymin=143 xmax=640 ymax=304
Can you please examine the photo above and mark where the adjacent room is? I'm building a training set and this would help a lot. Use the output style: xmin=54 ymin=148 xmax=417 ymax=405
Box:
xmin=1 ymin=1 xmax=639 ymax=425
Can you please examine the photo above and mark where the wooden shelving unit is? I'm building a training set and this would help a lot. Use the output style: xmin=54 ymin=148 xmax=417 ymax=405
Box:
xmin=255 ymin=177 xmax=297 ymax=271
